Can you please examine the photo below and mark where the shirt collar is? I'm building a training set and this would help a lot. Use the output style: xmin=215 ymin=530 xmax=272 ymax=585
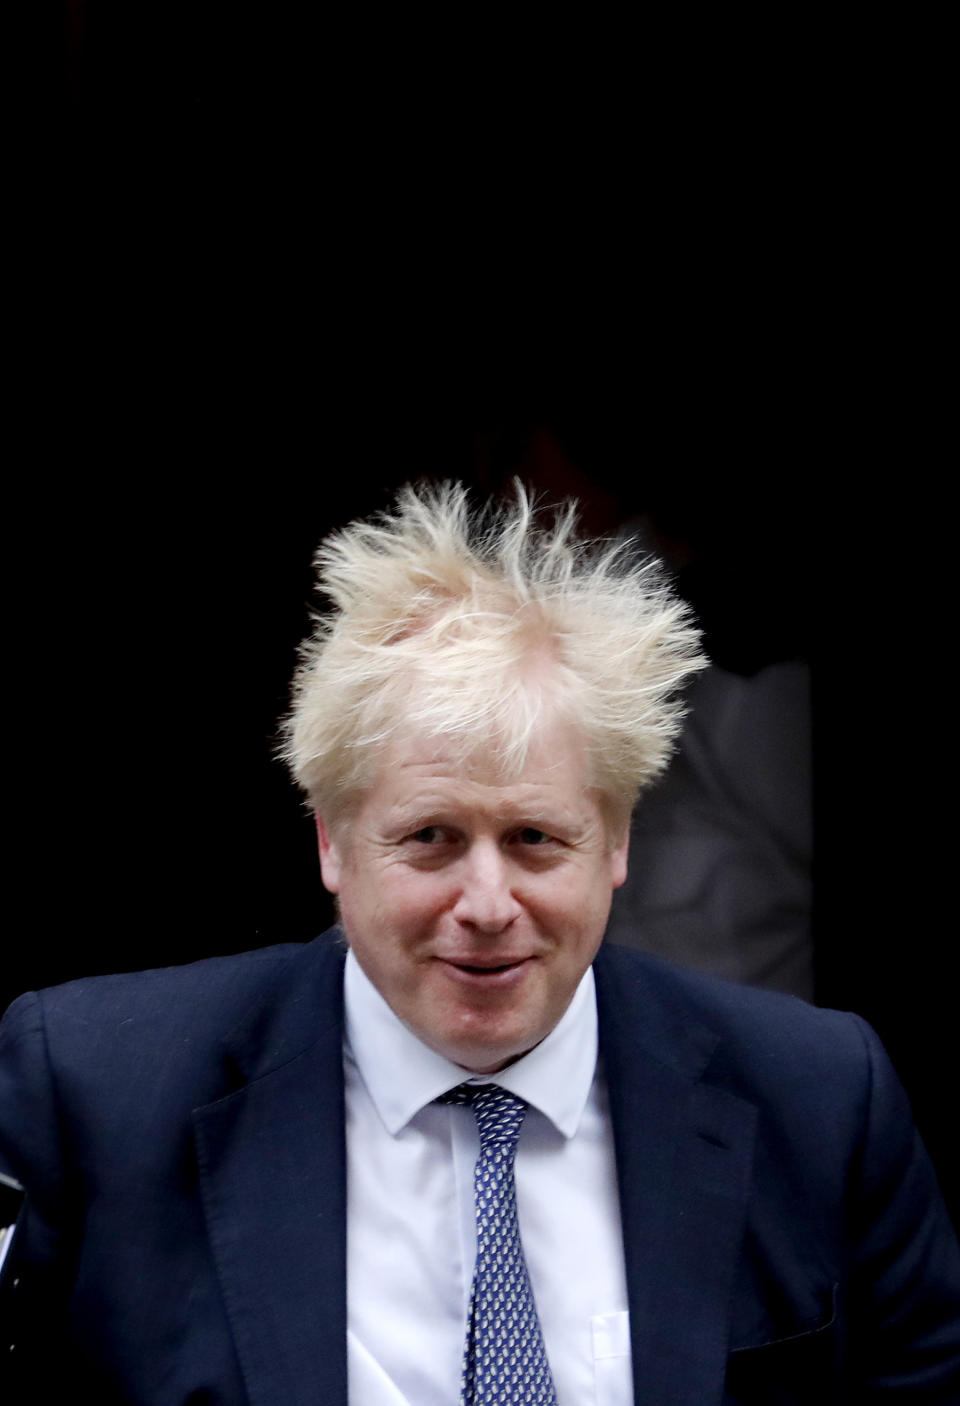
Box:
xmin=343 ymin=949 xmax=598 ymax=1140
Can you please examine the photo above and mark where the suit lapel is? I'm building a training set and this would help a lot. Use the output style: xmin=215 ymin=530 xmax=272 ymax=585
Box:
xmin=595 ymin=948 xmax=757 ymax=1406
xmin=193 ymin=939 xmax=348 ymax=1406
xmin=188 ymin=937 xmax=756 ymax=1406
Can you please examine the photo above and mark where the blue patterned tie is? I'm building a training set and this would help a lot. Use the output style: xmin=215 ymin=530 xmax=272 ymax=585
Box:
xmin=440 ymin=1083 xmax=559 ymax=1405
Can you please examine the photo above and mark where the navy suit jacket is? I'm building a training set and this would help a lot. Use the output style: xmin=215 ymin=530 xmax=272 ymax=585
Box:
xmin=1 ymin=932 xmax=958 ymax=1404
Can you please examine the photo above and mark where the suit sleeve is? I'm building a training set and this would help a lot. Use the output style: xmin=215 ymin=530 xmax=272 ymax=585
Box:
xmin=0 ymin=992 xmax=86 ymax=1387
xmin=847 ymin=1013 xmax=960 ymax=1398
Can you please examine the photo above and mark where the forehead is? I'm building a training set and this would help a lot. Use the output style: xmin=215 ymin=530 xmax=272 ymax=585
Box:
xmin=387 ymin=719 xmax=584 ymax=781
xmin=361 ymin=723 xmax=592 ymax=816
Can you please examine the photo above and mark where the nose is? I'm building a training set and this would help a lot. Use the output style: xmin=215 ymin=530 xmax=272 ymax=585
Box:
xmin=451 ymin=841 xmax=522 ymax=934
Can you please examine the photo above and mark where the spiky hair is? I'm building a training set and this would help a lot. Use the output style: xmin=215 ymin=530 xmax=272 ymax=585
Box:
xmin=279 ymin=481 xmax=707 ymax=834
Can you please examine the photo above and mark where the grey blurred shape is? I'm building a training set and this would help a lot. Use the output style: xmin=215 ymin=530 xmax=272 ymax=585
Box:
xmin=606 ymin=662 xmax=813 ymax=1000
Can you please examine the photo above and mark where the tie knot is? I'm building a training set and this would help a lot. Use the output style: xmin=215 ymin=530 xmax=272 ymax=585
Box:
xmin=437 ymin=1082 xmax=528 ymax=1152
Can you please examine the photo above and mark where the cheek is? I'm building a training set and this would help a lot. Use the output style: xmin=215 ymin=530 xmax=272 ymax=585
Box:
xmin=539 ymin=869 xmax=615 ymax=945
xmin=348 ymin=866 xmax=452 ymax=938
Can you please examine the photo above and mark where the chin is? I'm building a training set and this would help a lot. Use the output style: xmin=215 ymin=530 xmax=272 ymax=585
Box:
xmin=454 ymin=1051 xmax=516 ymax=1075
xmin=440 ymin=1027 xmax=543 ymax=1075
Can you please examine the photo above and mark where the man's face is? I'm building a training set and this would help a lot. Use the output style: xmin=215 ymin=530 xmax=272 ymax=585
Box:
xmin=318 ymin=722 xmax=628 ymax=1073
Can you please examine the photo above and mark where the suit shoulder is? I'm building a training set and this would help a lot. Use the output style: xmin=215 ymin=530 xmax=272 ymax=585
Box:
xmin=2 ymin=932 xmax=347 ymax=1072
xmin=595 ymin=943 xmax=875 ymax=1081
xmin=26 ymin=942 xmax=304 ymax=1020
xmin=594 ymin=944 xmax=908 ymax=1200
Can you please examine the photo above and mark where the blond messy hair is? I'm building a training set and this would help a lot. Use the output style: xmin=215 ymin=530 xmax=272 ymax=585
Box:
xmin=279 ymin=481 xmax=707 ymax=836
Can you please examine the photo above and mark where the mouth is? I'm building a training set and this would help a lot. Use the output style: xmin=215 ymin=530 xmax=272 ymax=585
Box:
xmin=437 ymin=956 xmax=533 ymax=986
xmin=453 ymin=959 xmax=523 ymax=972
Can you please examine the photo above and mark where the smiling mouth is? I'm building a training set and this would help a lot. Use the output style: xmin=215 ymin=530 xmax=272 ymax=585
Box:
xmin=439 ymin=956 xmax=533 ymax=981
xmin=452 ymin=960 xmax=523 ymax=973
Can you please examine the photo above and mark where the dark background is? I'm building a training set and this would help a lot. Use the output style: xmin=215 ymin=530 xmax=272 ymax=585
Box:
xmin=12 ymin=7 xmax=955 ymax=1221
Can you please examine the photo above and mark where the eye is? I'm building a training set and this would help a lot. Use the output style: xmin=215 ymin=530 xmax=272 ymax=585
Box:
xmin=409 ymin=826 xmax=447 ymax=844
xmin=515 ymin=827 xmax=552 ymax=846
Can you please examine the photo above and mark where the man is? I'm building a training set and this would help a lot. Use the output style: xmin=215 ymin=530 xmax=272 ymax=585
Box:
xmin=1 ymin=482 xmax=958 ymax=1403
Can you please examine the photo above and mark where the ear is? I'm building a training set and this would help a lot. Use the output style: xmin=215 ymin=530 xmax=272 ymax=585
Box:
xmin=609 ymin=827 xmax=630 ymax=890
xmin=315 ymin=813 xmax=343 ymax=894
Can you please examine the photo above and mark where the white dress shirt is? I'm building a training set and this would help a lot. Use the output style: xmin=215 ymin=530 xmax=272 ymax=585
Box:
xmin=343 ymin=950 xmax=633 ymax=1406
